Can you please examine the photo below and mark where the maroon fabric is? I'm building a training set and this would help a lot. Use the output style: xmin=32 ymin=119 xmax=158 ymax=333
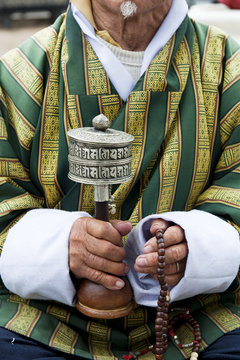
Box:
xmin=218 ymin=0 xmax=240 ymax=9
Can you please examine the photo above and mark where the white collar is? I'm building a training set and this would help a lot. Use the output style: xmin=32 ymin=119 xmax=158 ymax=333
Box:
xmin=71 ymin=0 xmax=188 ymax=100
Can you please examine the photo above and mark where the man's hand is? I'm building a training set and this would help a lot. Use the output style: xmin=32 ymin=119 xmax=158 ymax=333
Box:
xmin=134 ymin=219 xmax=188 ymax=286
xmin=69 ymin=217 xmax=132 ymax=290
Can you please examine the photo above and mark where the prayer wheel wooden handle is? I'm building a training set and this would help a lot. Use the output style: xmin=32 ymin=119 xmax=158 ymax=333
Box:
xmin=76 ymin=201 xmax=134 ymax=319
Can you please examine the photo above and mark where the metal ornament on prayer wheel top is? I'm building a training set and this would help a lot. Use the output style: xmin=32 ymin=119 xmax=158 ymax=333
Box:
xmin=67 ymin=114 xmax=134 ymax=319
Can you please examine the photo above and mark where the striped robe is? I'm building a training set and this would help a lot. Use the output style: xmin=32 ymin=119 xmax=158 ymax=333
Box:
xmin=0 ymin=8 xmax=239 ymax=360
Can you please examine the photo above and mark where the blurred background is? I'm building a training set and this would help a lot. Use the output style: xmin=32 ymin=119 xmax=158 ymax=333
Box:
xmin=0 ymin=0 xmax=68 ymax=56
xmin=0 ymin=0 xmax=239 ymax=57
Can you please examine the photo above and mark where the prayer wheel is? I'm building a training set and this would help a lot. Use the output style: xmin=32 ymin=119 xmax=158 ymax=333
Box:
xmin=67 ymin=114 xmax=134 ymax=319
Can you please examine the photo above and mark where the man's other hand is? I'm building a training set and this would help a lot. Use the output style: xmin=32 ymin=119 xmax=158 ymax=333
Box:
xmin=134 ymin=219 xmax=188 ymax=286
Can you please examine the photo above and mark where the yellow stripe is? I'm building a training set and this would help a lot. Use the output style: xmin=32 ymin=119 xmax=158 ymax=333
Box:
xmin=215 ymin=143 xmax=240 ymax=173
xmin=129 ymin=150 xmax=160 ymax=226
xmin=0 ymin=116 xmax=7 ymax=140
xmin=0 ymin=177 xmax=25 ymax=190
xmin=0 ymin=158 xmax=30 ymax=181
xmin=144 ymin=36 xmax=175 ymax=92
xmin=223 ymin=48 xmax=240 ymax=93
xmin=113 ymin=91 xmax=150 ymax=223
xmin=157 ymin=97 xmax=182 ymax=213
xmin=129 ymin=324 xmax=151 ymax=345
xmin=4 ymin=93 xmax=35 ymax=150
xmin=125 ymin=306 xmax=147 ymax=329
xmin=233 ymin=167 xmax=240 ymax=174
xmin=61 ymin=37 xmax=70 ymax=95
xmin=88 ymin=322 xmax=116 ymax=360
xmin=6 ymin=304 xmax=41 ymax=337
xmin=173 ymin=36 xmax=192 ymax=92
xmin=49 ymin=322 xmax=78 ymax=353
xmin=83 ymin=36 xmax=111 ymax=96
xmin=46 ymin=305 xmax=71 ymax=323
xmin=38 ymin=22 xmax=66 ymax=207
xmin=0 ymin=87 xmax=7 ymax=108
xmin=9 ymin=294 xmax=30 ymax=305
xmin=32 ymin=25 xmax=59 ymax=67
xmin=0 ymin=193 xmax=44 ymax=217
xmin=185 ymin=34 xmax=211 ymax=211
xmin=196 ymin=185 xmax=240 ymax=209
xmin=201 ymin=27 xmax=223 ymax=157
xmin=67 ymin=95 xmax=83 ymax=130
xmin=2 ymin=49 xmax=44 ymax=107
xmin=200 ymin=294 xmax=240 ymax=333
xmin=220 ymin=102 xmax=240 ymax=147
xmin=98 ymin=95 xmax=122 ymax=125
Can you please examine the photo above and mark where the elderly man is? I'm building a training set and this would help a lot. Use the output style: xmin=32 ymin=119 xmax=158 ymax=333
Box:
xmin=0 ymin=0 xmax=239 ymax=359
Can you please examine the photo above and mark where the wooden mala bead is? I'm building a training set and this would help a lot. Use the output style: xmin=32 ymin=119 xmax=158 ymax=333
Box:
xmin=152 ymin=230 xmax=202 ymax=360
xmin=152 ymin=230 xmax=170 ymax=359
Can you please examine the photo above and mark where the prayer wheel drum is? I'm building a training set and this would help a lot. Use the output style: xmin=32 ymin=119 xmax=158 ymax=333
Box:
xmin=67 ymin=114 xmax=134 ymax=319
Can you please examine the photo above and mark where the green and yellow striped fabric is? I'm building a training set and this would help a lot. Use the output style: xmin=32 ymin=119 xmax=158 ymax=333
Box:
xmin=0 ymin=9 xmax=239 ymax=359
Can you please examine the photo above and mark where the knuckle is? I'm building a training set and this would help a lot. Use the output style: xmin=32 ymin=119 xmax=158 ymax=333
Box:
xmin=88 ymin=252 xmax=102 ymax=267
xmin=104 ymin=243 xmax=125 ymax=261
xmin=89 ymin=269 xmax=104 ymax=284
xmin=70 ymin=218 xmax=88 ymax=242
xmin=168 ymin=226 xmax=180 ymax=241
xmin=170 ymin=246 xmax=182 ymax=262
xmin=104 ymin=275 xmax=119 ymax=289
xmin=150 ymin=252 xmax=158 ymax=265
xmin=104 ymin=242 xmax=115 ymax=257
xmin=117 ymin=262 xmax=127 ymax=275
xmin=98 ymin=221 xmax=112 ymax=238
xmin=69 ymin=256 xmax=83 ymax=276
xmin=115 ymin=246 xmax=126 ymax=261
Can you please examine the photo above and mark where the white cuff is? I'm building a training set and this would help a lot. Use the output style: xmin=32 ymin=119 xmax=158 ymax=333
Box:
xmin=124 ymin=210 xmax=240 ymax=307
xmin=0 ymin=209 xmax=91 ymax=306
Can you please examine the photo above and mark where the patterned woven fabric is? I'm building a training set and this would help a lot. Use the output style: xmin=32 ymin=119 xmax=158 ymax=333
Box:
xmin=0 ymin=9 xmax=239 ymax=360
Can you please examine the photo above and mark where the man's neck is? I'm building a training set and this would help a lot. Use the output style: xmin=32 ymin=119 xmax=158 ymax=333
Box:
xmin=91 ymin=1 xmax=173 ymax=51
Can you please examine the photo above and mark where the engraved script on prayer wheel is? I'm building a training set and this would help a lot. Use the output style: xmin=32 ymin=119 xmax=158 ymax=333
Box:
xmin=67 ymin=114 xmax=135 ymax=319
xmin=68 ymin=114 xmax=134 ymax=188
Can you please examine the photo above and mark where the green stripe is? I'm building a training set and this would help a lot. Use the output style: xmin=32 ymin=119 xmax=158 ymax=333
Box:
xmin=0 ymin=64 xmax=41 ymax=126
xmin=20 ymin=38 xmax=50 ymax=75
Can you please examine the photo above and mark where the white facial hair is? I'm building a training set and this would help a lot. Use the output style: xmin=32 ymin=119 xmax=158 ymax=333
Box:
xmin=120 ymin=1 xmax=137 ymax=19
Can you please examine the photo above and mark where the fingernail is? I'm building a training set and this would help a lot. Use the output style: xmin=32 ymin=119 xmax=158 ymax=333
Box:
xmin=115 ymin=280 xmax=125 ymax=289
xmin=136 ymin=257 xmax=148 ymax=266
xmin=143 ymin=245 xmax=153 ymax=253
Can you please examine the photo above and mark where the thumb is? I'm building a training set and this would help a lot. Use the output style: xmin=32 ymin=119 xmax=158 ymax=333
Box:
xmin=150 ymin=218 xmax=169 ymax=236
xmin=111 ymin=220 xmax=132 ymax=236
